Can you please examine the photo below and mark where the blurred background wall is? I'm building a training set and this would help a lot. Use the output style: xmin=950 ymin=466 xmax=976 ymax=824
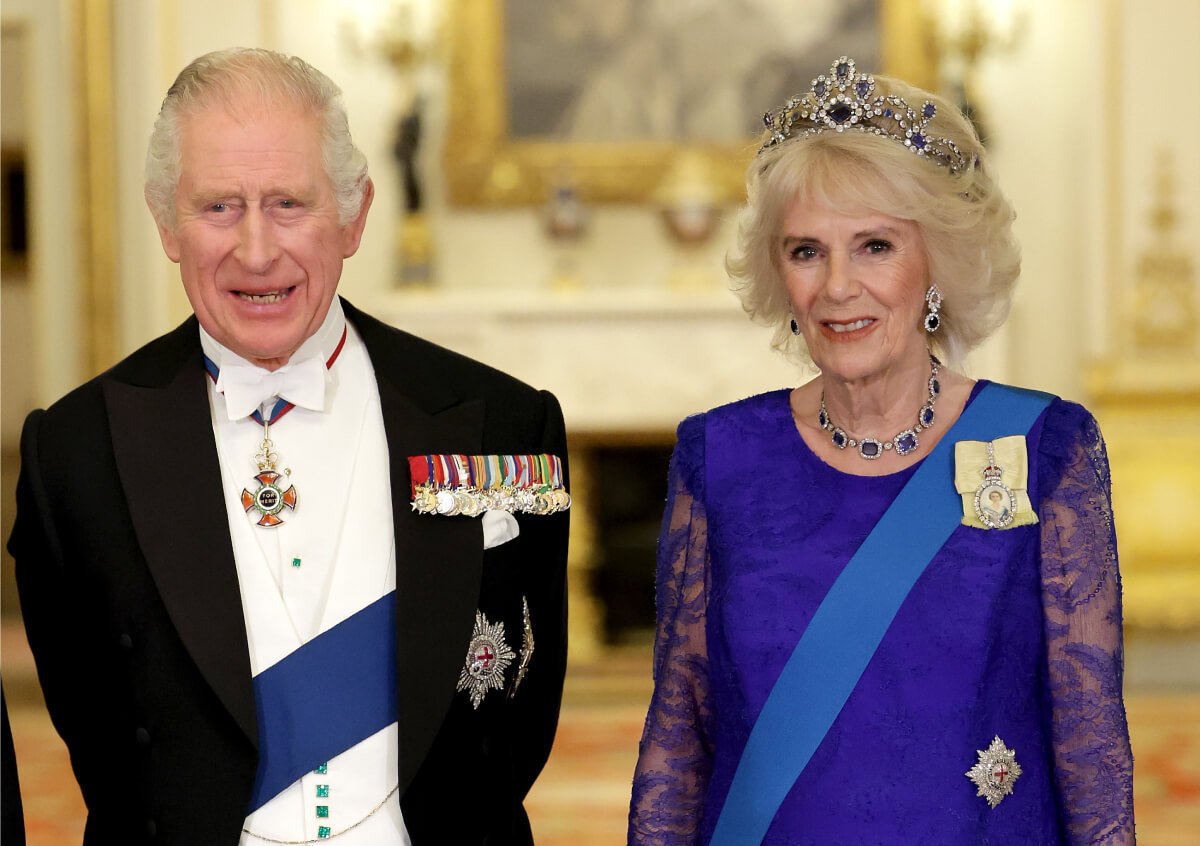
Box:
xmin=2 ymin=1 xmax=1197 ymax=842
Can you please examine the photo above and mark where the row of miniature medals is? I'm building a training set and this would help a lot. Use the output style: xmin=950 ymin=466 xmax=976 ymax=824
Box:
xmin=819 ymin=354 xmax=941 ymax=460
xmin=408 ymin=452 xmax=570 ymax=518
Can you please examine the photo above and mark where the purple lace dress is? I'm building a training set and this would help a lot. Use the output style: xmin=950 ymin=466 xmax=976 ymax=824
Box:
xmin=629 ymin=384 xmax=1135 ymax=845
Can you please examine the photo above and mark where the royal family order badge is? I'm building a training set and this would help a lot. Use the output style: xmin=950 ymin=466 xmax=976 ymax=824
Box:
xmin=973 ymin=442 xmax=1016 ymax=529
xmin=966 ymin=736 xmax=1022 ymax=808
xmin=953 ymin=436 xmax=1037 ymax=531
xmin=457 ymin=611 xmax=516 ymax=710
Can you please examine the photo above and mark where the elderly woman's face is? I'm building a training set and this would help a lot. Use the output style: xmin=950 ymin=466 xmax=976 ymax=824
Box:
xmin=780 ymin=195 xmax=929 ymax=383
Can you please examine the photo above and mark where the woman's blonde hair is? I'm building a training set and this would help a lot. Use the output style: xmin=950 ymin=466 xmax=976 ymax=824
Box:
xmin=727 ymin=74 xmax=1019 ymax=368
xmin=144 ymin=47 xmax=369 ymax=229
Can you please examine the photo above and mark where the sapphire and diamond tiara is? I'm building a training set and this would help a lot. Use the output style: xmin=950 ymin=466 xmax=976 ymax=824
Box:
xmin=759 ymin=56 xmax=971 ymax=174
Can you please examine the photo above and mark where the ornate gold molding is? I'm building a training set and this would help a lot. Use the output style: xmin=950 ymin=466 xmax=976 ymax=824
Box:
xmin=444 ymin=0 xmax=935 ymax=207
xmin=1088 ymin=359 xmax=1200 ymax=630
xmin=1093 ymin=161 xmax=1200 ymax=630
xmin=1088 ymin=3 xmax=1200 ymax=630
xmin=1103 ymin=0 xmax=1124 ymax=356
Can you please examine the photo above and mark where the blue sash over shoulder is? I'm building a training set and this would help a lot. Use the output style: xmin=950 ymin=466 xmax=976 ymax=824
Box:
xmin=248 ymin=591 xmax=398 ymax=813
xmin=708 ymin=384 xmax=1053 ymax=845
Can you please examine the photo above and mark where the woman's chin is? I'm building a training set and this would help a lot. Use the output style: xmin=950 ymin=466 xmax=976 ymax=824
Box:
xmin=813 ymin=350 xmax=889 ymax=384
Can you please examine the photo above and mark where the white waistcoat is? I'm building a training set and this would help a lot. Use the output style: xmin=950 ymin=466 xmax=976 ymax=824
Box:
xmin=201 ymin=302 xmax=412 ymax=845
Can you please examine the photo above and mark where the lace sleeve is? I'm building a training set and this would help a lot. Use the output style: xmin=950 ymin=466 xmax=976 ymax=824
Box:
xmin=1038 ymin=404 xmax=1135 ymax=844
xmin=628 ymin=417 xmax=714 ymax=845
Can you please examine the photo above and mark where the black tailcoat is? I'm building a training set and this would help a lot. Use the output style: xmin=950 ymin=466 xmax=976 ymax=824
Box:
xmin=9 ymin=300 xmax=570 ymax=845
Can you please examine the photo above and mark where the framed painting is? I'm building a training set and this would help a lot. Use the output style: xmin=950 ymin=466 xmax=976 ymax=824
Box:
xmin=443 ymin=0 xmax=937 ymax=206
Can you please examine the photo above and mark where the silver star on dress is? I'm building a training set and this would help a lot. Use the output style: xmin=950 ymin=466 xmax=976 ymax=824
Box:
xmin=966 ymin=735 xmax=1023 ymax=808
xmin=457 ymin=611 xmax=516 ymax=709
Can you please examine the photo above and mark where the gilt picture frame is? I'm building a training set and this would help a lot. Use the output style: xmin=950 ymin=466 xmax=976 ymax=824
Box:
xmin=443 ymin=0 xmax=936 ymax=206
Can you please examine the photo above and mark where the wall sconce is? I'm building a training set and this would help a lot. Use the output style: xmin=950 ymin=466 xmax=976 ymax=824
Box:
xmin=342 ymin=0 xmax=443 ymax=286
xmin=921 ymin=0 xmax=1028 ymax=144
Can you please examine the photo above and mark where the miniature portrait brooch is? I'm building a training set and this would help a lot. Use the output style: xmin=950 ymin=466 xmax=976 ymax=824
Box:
xmin=953 ymin=436 xmax=1037 ymax=530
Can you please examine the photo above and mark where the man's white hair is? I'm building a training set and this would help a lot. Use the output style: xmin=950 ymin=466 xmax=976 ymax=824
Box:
xmin=144 ymin=47 xmax=368 ymax=228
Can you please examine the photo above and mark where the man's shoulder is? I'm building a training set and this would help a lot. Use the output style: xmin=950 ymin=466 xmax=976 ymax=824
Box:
xmin=42 ymin=318 xmax=199 ymax=419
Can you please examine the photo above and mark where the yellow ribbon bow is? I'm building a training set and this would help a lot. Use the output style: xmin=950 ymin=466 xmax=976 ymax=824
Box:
xmin=953 ymin=435 xmax=1038 ymax=529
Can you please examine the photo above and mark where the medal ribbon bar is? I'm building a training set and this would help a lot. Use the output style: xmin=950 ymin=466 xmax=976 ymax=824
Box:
xmin=408 ymin=453 xmax=569 ymax=517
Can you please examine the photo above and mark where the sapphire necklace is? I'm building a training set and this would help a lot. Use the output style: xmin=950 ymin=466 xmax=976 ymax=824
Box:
xmin=818 ymin=355 xmax=941 ymax=460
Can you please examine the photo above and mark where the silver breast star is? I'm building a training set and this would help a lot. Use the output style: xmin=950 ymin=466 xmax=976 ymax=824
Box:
xmin=966 ymin=735 xmax=1022 ymax=808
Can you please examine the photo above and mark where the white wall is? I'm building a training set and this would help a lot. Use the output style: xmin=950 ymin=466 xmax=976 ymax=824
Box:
xmin=972 ymin=0 xmax=1106 ymax=398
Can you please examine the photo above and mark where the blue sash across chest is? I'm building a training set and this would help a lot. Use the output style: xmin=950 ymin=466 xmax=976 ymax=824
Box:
xmin=707 ymin=383 xmax=1053 ymax=845
xmin=248 ymin=591 xmax=398 ymax=813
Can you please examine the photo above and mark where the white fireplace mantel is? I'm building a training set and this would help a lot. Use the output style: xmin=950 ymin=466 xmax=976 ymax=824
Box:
xmin=368 ymin=288 xmax=802 ymax=435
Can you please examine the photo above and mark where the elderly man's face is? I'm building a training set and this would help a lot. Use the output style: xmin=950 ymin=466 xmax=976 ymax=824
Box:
xmin=156 ymin=99 xmax=371 ymax=369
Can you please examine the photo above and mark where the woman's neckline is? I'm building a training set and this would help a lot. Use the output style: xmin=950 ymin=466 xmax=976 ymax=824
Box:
xmin=783 ymin=379 xmax=988 ymax=480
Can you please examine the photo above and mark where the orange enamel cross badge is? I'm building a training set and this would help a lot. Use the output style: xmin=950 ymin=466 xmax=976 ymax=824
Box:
xmin=241 ymin=470 xmax=298 ymax=527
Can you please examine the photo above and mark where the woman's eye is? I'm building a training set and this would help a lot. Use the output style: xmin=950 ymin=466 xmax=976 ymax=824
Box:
xmin=864 ymin=239 xmax=892 ymax=253
xmin=279 ymin=199 xmax=297 ymax=208
xmin=210 ymin=202 xmax=227 ymax=213
xmin=790 ymin=245 xmax=819 ymax=261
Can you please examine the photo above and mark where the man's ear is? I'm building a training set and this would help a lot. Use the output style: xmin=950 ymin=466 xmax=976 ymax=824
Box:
xmin=340 ymin=178 xmax=374 ymax=258
xmin=147 ymin=192 xmax=182 ymax=263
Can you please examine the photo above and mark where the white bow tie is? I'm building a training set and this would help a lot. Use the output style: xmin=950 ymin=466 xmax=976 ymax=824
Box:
xmin=216 ymin=354 xmax=329 ymax=421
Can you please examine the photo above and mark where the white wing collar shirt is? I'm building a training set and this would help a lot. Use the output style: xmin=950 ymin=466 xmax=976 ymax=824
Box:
xmin=199 ymin=298 xmax=411 ymax=845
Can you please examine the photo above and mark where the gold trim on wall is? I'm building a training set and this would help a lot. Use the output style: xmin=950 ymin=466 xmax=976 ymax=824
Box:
xmin=1086 ymin=0 xmax=1200 ymax=630
xmin=75 ymin=0 xmax=118 ymax=375
xmin=443 ymin=0 xmax=935 ymax=207
xmin=1103 ymin=0 xmax=1124 ymax=358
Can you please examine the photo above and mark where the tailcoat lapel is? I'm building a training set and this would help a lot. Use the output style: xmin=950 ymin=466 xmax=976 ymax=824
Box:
xmin=104 ymin=319 xmax=257 ymax=746
xmin=103 ymin=304 xmax=485 ymax=791
xmin=347 ymin=301 xmax=486 ymax=794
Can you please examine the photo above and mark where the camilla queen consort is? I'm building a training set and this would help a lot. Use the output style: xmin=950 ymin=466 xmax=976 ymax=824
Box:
xmin=628 ymin=56 xmax=1136 ymax=846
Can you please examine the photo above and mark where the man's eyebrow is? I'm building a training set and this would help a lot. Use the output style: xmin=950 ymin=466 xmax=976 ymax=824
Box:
xmin=185 ymin=186 xmax=315 ymax=206
xmin=185 ymin=189 xmax=237 ymax=207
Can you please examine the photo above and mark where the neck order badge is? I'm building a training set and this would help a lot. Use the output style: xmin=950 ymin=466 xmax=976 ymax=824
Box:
xmin=203 ymin=326 xmax=348 ymax=527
